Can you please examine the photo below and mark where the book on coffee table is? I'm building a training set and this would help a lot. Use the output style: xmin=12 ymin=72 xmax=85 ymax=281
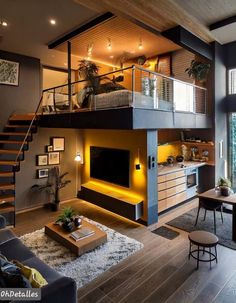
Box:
xmin=70 ymin=227 xmax=95 ymax=241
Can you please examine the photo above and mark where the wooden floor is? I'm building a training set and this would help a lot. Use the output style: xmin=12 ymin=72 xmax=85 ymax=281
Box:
xmin=14 ymin=199 xmax=236 ymax=303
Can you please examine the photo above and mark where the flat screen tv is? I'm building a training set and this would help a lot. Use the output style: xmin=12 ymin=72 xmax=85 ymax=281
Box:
xmin=90 ymin=146 xmax=130 ymax=188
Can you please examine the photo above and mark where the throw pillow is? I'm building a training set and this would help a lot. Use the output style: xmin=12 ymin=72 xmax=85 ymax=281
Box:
xmin=0 ymin=255 xmax=31 ymax=288
xmin=13 ymin=260 xmax=48 ymax=288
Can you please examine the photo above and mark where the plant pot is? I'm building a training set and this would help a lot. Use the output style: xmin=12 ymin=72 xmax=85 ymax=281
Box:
xmin=62 ymin=220 xmax=74 ymax=232
xmin=51 ymin=203 xmax=59 ymax=212
xmin=220 ymin=186 xmax=231 ymax=197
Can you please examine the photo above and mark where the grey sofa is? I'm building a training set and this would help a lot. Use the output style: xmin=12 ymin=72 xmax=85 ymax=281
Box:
xmin=0 ymin=216 xmax=77 ymax=303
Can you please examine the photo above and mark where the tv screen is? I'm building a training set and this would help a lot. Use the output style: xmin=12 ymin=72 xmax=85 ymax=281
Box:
xmin=90 ymin=146 xmax=130 ymax=187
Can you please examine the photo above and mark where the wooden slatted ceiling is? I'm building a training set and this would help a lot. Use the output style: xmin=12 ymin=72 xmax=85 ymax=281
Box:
xmin=55 ymin=16 xmax=181 ymax=66
xmin=74 ymin=0 xmax=215 ymax=43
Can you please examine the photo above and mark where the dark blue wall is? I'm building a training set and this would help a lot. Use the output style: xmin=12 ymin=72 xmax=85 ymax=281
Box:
xmin=0 ymin=50 xmax=41 ymax=130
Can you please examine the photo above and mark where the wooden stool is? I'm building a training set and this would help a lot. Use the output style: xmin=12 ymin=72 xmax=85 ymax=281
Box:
xmin=188 ymin=231 xmax=218 ymax=269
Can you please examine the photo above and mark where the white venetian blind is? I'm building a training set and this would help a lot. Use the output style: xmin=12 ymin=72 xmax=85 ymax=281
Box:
xmin=229 ymin=69 xmax=236 ymax=94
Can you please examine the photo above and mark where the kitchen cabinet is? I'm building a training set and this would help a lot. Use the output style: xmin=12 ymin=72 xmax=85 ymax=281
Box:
xmin=157 ymin=169 xmax=187 ymax=213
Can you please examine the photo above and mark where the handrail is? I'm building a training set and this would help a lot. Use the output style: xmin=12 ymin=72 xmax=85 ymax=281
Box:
xmin=42 ymin=65 xmax=134 ymax=93
xmin=134 ymin=65 xmax=207 ymax=91
xmin=15 ymin=95 xmax=44 ymax=162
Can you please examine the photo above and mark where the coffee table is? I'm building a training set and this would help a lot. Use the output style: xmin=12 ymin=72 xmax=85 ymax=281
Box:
xmin=45 ymin=219 xmax=107 ymax=256
xmin=198 ymin=189 xmax=236 ymax=241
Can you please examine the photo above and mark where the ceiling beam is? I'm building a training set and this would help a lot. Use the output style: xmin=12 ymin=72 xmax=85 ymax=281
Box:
xmin=210 ymin=15 xmax=236 ymax=31
xmin=48 ymin=12 xmax=115 ymax=49
xmin=75 ymin=0 xmax=214 ymax=43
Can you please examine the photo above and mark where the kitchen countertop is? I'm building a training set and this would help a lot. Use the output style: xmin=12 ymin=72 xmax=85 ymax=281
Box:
xmin=158 ymin=161 xmax=206 ymax=176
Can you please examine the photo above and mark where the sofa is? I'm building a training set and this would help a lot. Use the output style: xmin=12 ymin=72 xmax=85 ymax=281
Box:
xmin=0 ymin=216 xmax=77 ymax=303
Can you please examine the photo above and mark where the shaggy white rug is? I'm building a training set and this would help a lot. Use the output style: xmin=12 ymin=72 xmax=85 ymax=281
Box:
xmin=20 ymin=217 xmax=143 ymax=288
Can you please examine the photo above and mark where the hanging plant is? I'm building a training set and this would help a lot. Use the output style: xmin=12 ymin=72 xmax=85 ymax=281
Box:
xmin=185 ymin=60 xmax=210 ymax=83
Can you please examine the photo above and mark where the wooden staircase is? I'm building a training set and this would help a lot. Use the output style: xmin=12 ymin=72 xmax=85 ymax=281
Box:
xmin=0 ymin=114 xmax=36 ymax=226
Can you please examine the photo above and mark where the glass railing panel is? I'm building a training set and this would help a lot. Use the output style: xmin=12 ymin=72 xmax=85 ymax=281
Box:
xmin=41 ymin=66 xmax=207 ymax=115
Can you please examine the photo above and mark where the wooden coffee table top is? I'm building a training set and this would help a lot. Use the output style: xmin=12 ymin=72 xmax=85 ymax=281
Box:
xmin=45 ymin=219 xmax=107 ymax=256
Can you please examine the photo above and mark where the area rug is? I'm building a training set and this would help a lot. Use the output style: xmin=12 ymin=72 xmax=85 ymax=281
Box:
xmin=151 ymin=226 xmax=179 ymax=240
xmin=166 ymin=208 xmax=236 ymax=250
xmin=20 ymin=217 xmax=143 ymax=288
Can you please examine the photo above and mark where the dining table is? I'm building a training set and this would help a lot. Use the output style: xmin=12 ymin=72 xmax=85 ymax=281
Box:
xmin=198 ymin=188 xmax=236 ymax=241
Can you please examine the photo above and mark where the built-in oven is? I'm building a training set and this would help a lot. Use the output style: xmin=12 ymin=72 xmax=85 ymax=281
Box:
xmin=186 ymin=167 xmax=198 ymax=198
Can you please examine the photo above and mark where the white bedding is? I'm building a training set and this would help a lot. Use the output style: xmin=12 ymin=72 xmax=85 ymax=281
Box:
xmin=92 ymin=89 xmax=157 ymax=110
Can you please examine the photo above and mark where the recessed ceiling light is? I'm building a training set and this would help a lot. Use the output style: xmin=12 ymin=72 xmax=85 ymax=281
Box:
xmin=109 ymin=55 xmax=114 ymax=59
xmin=50 ymin=19 xmax=56 ymax=25
xmin=2 ymin=21 xmax=8 ymax=27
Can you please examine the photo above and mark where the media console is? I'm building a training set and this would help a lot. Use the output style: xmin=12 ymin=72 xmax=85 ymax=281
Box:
xmin=78 ymin=182 xmax=143 ymax=221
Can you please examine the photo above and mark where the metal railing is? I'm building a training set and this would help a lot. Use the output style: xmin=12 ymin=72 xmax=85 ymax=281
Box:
xmin=15 ymin=95 xmax=44 ymax=162
xmin=41 ymin=66 xmax=207 ymax=115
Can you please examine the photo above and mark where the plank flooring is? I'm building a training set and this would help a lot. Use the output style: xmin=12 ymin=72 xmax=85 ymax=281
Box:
xmin=13 ymin=198 xmax=236 ymax=303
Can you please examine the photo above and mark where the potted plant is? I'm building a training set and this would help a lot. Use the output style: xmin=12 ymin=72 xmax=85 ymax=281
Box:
xmin=185 ymin=60 xmax=210 ymax=83
xmin=55 ymin=206 xmax=76 ymax=231
xmin=31 ymin=167 xmax=71 ymax=211
xmin=217 ymin=177 xmax=232 ymax=196
xmin=77 ymin=60 xmax=125 ymax=107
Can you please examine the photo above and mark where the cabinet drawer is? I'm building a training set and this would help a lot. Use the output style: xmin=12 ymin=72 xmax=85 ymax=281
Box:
xmin=176 ymin=191 xmax=187 ymax=204
xmin=176 ymin=183 xmax=186 ymax=193
xmin=158 ymin=182 xmax=166 ymax=191
xmin=158 ymin=199 xmax=167 ymax=213
xmin=166 ymin=187 xmax=176 ymax=198
xmin=166 ymin=191 xmax=187 ymax=208
xmin=165 ymin=172 xmax=177 ymax=181
xmin=157 ymin=175 xmax=166 ymax=184
xmin=166 ymin=195 xmax=176 ymax=208
xmin=175 ymin=176 xmax=186 ymax=186
xmin=175 ymin=170 xmax=185 ymax=178
xmin=158 ymin=190 xmax=166 ymax=200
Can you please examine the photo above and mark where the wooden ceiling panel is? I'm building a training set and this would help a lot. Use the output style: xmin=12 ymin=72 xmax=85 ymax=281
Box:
xmin=56 ymin=16 xmax=181 ymax=66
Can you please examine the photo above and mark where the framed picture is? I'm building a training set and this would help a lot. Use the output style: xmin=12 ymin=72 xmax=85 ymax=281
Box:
xmin=48 ymin=152 xmax=60 ymax=165
xmin=0 ymin=59 xmax=19 ymax=86
xmin=52 ymin=137 xmax=65 ymax=151
xmin=36 ymin=154 xmax=48 ymax=166
xmin=37 ymin=168 xmax=49 ymax=179
xmin=46 ymin=145 xmax=53 ymax=152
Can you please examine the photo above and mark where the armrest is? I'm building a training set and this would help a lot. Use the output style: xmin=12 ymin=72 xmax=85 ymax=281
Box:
xmin=40 ymin=276 xmax=77 ymax=303
xmin=0 ymin=215 xmax=6 ymax=229
xmin=14 ymin=276 xmax=77 ymax=303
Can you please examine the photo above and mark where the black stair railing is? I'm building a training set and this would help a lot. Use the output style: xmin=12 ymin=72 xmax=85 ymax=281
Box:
xmin=15 ymin=95 xmax=43 ymax=162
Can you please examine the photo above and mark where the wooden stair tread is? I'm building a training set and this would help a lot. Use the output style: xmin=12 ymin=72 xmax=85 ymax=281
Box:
xmin=0 ymin=132 xmax=28 ymax=136
xmin=0 ymin=184 xmax=14 ymax=190
xmin=0 ymin=140 xmax=27 ymax=144
xmin=0 ymin=160 xmax=19 ymax=166
xmin=0 ymin=205 xmax=15 ymax=214
xmin=5 ymin=124 xmax=35 ymax=128
xmin=9 ymin=114 xmax=35 ymax=121
xmin=0 ymin=172 xmax=14 ymax=177
xmin=0 ymin=149 xmax=23 ymax=154
xmin=0 ymin=195 xmax=15 ymax=203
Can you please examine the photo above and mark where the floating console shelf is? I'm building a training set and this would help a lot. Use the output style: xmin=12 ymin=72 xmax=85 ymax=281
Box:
xmin=78 ymin=182 xmax=143 ymax=221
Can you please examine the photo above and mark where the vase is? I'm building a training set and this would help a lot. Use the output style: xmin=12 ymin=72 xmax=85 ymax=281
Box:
xmin=220 ymin=186 xmax=231 ymax=197
xmin=62 ymin=220 xmax=74 ymax=232
xmin=74 ymin=216 xmax=82 ymax=228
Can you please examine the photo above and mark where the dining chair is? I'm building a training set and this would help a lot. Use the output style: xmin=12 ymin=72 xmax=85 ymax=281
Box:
xmin=195 ymin=199 xmax=224 ymax=234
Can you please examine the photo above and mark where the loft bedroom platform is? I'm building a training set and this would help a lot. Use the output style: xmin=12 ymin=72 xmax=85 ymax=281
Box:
xmin=39 ymin=66 xmax=211 ymax=130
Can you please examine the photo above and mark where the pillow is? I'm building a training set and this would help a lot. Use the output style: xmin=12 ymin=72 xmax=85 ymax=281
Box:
xmin=13 ymin=260 xmax=48 ymax=288
xmin=0 ymin=255 xmax=31 ymax=288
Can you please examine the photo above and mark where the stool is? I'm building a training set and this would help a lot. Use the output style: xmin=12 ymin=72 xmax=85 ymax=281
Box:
xmin=188 ymin=230 xmax=218 ymax=269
